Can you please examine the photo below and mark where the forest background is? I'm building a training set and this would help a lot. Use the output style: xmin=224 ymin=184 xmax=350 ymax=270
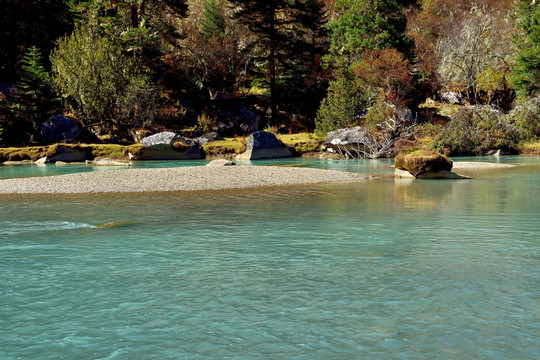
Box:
xmin=1 ymin=0 xmax=539 ymax=158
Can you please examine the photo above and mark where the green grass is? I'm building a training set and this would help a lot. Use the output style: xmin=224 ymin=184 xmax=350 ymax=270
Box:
xmin=0 ymin=143 xmax=146 ymax=163
xmin=518 ymin=141 xmax=540 ymax=155
xmin=0 ymin=146 xmax=49 ymax=162
xmin=201 ymin=138 xmax=247 ymax=156
xmin=277 ymin=133 xmax=322 ymax=154
xmin=0 ymin=132 xmax=324 ymax=163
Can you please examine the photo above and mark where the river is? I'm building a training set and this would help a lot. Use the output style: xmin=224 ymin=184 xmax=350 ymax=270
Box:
xmin=1 ymin=157 xmax=539 ymax=359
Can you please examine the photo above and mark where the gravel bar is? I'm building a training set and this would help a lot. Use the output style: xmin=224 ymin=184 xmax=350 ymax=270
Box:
xmin=0 ymin=166 xmax=373 ymax=194
xmin=452 ymin=161 xmax=516 ymax=169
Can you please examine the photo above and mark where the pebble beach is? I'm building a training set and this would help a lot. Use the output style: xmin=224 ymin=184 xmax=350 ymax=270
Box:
xmin=0 ymin=166 xmax=373 ymax=194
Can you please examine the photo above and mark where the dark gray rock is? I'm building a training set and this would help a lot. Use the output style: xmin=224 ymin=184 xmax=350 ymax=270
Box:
xmin=47 ymin=147 xmax=88 ymax=163
xmin=247 ymin=131 xmax=282 ymax=149
xmin=235 ymin=131 xmax=292 ymax=160
xmin=133 ymin=131 xmax=202 ymax=160
xmin=216 ymin=103 xmax=261 ymax=136
xmin=41 ymin=115 xmax=81 ymax=143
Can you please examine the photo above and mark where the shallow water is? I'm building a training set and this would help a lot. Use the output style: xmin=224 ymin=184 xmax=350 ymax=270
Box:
xmin=1 ymin=157 xmax=540 ymax=359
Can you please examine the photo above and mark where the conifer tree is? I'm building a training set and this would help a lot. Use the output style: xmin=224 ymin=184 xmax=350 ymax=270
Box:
xmin=511 ymin=0 xmax=540 ymax=97
xmin=200 ymin=0 xmax=226 ymax=38
xmin=327 ymin=0 xmax=412 ymax=65
xmin=228 ymin=0 xmax=299 ymax=126
xmin=14 ymin=46 xmax=57 ymax=142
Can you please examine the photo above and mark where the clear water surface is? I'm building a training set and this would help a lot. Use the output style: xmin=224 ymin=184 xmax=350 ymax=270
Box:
xmin=1 ymin=157 xmax=539 ymax=359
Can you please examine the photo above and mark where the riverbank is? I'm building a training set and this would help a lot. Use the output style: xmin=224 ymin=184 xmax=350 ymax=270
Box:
xmin=0 ymin=165 xmax=373 ymax=194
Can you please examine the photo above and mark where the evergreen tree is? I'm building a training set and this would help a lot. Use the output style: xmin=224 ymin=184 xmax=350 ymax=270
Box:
xmin=327 ymin=0 xmax=413 ymax=65
xmin=284 ymin=0 xmax=330 ymax=123
xmin=13 ymin=46 xmax=58 ymax=143
xmin=200 ymin=0 xmax=226 ymax=38
xmin=228 ymin=0 xmax=299 ymax=126
xmin=0 ymin=0 xmax=73 ymax=82
xmin=315 ymin=69 xmax=374 ymax=136
xmin=511 ymin=0 xmax=540 ymax=98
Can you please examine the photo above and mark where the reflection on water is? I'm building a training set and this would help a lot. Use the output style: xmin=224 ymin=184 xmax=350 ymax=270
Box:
xmin=1 ymin=158 xmax=540 ymax=359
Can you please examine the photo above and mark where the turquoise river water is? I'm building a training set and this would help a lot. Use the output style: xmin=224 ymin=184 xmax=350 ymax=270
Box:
xmin=1 ymin=157 xmax=539 ymax=359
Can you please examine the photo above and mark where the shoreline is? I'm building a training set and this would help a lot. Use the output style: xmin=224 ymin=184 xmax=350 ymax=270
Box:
xmin=0 ymin=165 xmax=373 ymax=195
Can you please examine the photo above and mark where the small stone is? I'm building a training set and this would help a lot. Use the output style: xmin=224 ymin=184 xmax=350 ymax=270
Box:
xmin=207 ymin=159 xmax=236 ymax=166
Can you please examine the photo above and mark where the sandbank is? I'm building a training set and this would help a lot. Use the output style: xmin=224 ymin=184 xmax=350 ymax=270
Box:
xmin=452 ymin=161 xmax=516 ymax=169
xmin=0 ymin=165 xmax=372 ymax=194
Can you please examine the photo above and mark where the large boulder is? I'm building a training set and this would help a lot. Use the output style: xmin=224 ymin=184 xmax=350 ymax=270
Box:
xmin=216 ymin=103 xmax=261 ymax=136
xmin=132 ymin=131 xmax=202 ymax=160
xmin=41 ymin=115 xmax=81 ymax=143
xmin=37 ymin=145 xmax=88 ymax=164
xmin=325 ymin=103 xmax=413 ymax=159
xmin=235 ymin=131 xmax=292 ymax=160
xmin=394 ymin=150 xmax=469 ymax=179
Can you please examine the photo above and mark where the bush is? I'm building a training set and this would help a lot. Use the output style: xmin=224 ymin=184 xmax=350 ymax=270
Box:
xmin=197 ymin=113 xmax=217 ymax=134
xmin=50 ymin=23 xmax=160 ymax=133
xmin=431 ymin=107 xmax=530 ymax=155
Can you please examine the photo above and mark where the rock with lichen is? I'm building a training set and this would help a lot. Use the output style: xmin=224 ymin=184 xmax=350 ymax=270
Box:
xmin=131 ymin=132 xmax=201 ymax=160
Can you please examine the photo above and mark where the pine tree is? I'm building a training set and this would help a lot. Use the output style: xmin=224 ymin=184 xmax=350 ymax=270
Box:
xmin=14 ymin=46 xmax=57 ymax=143
xmin=327 ymin=0 xmax=412 ymax=65
xmin=511 ymin=0 xmax=540 ymax=98
xmin=200 ymin=0 xmax=226 ymax=38
xmin=228 ymin=0 xmax=299 ymax=126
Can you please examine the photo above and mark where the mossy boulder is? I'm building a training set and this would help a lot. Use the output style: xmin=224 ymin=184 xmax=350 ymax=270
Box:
xmin=395 ymin=150 xmax=453 ymax=177
xmin=133 ymin=132 xmax=202 ymax=160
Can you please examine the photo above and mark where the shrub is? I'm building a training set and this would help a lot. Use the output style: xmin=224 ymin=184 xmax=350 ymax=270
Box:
xmin=197 ymin=113 xmax=217 ymax=134
xmin=50 ymin=23 xmax=160 ymax=133
xmin=431 ymin=107 xmax=530 ymax=155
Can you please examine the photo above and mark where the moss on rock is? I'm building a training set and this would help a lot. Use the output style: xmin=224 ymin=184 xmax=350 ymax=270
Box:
xmin=395 ymin=149 xmax=453 ymax=177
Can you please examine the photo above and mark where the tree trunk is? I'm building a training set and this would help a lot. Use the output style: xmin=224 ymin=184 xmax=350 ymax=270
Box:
xmin=269 ymin=1 xmax=277 ymax=128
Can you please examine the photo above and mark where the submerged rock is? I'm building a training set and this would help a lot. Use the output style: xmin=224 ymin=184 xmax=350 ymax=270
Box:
xmin=92 ymin=158 xmax=131 ymax=166
xmin=235 ymin=131 xmax=292 ymax=160
xmin=207 ymin=159 xmax=236 ymax=166
xmin=3 ymin=160 xmax=34 ymax=165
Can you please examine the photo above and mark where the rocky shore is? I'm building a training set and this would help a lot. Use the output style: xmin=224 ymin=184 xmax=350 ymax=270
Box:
xmin=0 ymin=166 xmax=373 ymax=194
